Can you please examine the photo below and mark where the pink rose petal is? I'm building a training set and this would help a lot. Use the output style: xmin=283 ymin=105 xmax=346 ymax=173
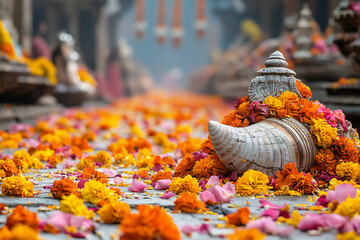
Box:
xmin=154 ymin=179 xmax=171 ymax=190
xmin=101 ymin=169 xmax=117 ymax=178
xmin=199 ymin=190 xmax=217 ymax=203
xmin=161 ymin=191 xmax=175 ymax=199
xmin=128 ymin=180 xmax=147 ymax=192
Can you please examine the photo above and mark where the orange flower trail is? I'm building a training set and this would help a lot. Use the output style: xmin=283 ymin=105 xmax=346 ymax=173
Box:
xmin=0 ymin=90 xmax=358 ymax=239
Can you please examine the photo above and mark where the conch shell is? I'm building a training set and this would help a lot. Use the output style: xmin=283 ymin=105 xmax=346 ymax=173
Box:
xmin=208 ymin=117 xmax=316 ymax=177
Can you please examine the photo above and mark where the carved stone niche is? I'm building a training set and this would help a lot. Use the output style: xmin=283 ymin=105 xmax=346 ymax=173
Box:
xmin=248 ymin=50 xmax=304 ymax=102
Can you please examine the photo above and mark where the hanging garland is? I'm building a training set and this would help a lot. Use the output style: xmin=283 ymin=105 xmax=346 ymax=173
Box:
xmin=172 ymin=0 xmax=184 ymax=48
xmin=135 ymin=0 xmax=146 ymax=39
xmin=195 ymin=0 xmax=207 ymax=39
xmin=155 ymin=0 xmax=167 ymax=44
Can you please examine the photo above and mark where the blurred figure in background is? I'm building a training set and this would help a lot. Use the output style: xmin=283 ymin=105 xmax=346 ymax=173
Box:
xmin=32 ymin=20 xmax=51 ymax=60
xmin=52 ymin=31 xmax=95 ymax=94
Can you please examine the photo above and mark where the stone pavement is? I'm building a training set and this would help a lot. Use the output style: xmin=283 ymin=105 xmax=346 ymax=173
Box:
xmin=0 ymin=147 xmax=335 ymax=240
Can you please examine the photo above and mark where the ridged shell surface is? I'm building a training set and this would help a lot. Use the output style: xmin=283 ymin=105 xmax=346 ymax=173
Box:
xmin=208 ymin=117 xmax=316 ymax=177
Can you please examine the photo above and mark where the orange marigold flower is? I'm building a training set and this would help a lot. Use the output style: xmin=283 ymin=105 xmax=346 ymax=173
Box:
xmin=177 ymin=138 xmax=202 ymax=156
xmin=1 ymin=176 xmax=34 ymax=197
xmin=50 ymin=178 xmax=78 ymax=199
xmin=82 ymin=167 xmax=109 ymax=183
xmin=0 ymin=224 xmax=40 ymax=240
xmin=98 ymin=201 xmax=130 ymax=223
xmin=77 ymin=156 xmax=95 ymax=170
xmin=94 ymin=151 xmax=112 ymax=167
xmin=119 ymin=205 xmax=180 ymax=240
xmin=5 ymin=205 xmax=39 ymax=230
xmin=275 ymin=163 xmax=317 ymax=195
xmin=226 ymin=207 xmax=250 ymax=226
xmin=173 ymin=192 xmax=208 ymax=213
xmin=227 ymin=228 xmax=265 ymax=240
xmin=331 ymin=137 xmax=360 ymax=163
xmin=191 ymin=154 xmax=227 ymax=179
xmin=314 ymin=149 xmax=337 ymax=175
xmin=296 ymin=80 xmax=312 ymax=99
xmin=137 ymin=168 xmax=149 ymax=179
xmin=0 ymin=159 xmax=18 ymax=177
xmin=174 ymin=154 xmax=197 ymax=177
xmin=151 ymin=170 xmax=173 ymax=182
xmin=199 ymin=138 xmax=215 ymax=155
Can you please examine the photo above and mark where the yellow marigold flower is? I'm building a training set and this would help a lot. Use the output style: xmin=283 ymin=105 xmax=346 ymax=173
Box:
xmin=94 ymin=151 xmax=112 ymax=167
xmin=328 ymin=178 xmax=360 ymax=190
xmin=59 ymin=194 xmax=95 ymax=219
xmin=0 ymin=224 xmax=40 ymax=240
xmin=235 ymin=169 xmax=269 ymax=196
xmin=131 ymin=124 xmax=143 ymax=138
xmin=98 ymin=201 xmax=130 ymax=223
xmin=0 ymin=133 xmax=23 ymax=149
xmin=135 ymin=149 xmax=154 ymax=169
xmin=81 ymin=180 xmax=118 ymax=205
xmin=77 ymin=157 xmax=95 ymax=170
xmin=11 ymin=149 xmax=30 ymax=171
xmin=334 ymin=196 xmax=360 ymax=219
xmin=169 ymin=175 xmax=201 ymax=194
xmin=336 ymin=162 xmax=360 ymax=181
xmin=337 ymin=231 xmax=360 ymax=240
xmin=33 ymin=149 xmax=54 ymax=162
xmin=309 ymin=118 xmax=338 ymax=149
xmin=263 ymin=95 xmax=285 ymax=110
xmin=274 ymin=185 xmax=301 ymax=196
xmin=1 ymin=176 xmax=34 ymax=197
xmin=28 ymin=157 xmax=44 ymax=169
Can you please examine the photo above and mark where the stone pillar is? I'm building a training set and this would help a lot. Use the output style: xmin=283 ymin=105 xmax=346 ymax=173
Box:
xmin=0 ymin=0 xmax=14 ymax=20
xmin=14 ymin=0 xmax=32 ymax=52
xmin=96 ymin=7 xmax=109 ymax=75
xmin=65 ymin=1 xmax=79 ymax=43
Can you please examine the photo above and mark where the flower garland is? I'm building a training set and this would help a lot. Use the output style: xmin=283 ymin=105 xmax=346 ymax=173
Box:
xmin=175 ymin=82 xmax=360 ymax=193
xmin=0 ymin=20 xmax=16 ymax=59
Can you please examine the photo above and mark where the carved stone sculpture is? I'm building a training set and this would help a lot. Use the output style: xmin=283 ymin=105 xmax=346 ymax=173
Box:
xmin=248 ymin=50 xmax=303 ymax=102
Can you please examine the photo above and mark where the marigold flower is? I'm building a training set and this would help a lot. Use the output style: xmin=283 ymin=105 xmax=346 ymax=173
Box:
xmin=77 ymin=156 xmax=95 ymax=170
xmin=191 ymin=154 xmax=227 ymax=179
xmin=336 ymin=162 xmax=360 ymax=181
xmin=296 ymin=80 xmax=312 ymax=99
xmin=169 ymin=175 xmax=201 ymax=194
xmin=82 ymin=167 xmax=109 ymax=183
xmin=51 ymin=178 xmax=78 ymax=199
xmin=0 ymin=159 xmax=18 ymax=177
xmin=314 ymin=149 xmax=337 ymax=175
xmin=173 ymin=192 xmax=208 ymax=213
xmin=177 ymin=138 xmax=202 ymax=156
xmin=5 ymin=205 xmax=39 ymax=230
xmin=275 ymin=163 xmax=317 ymax=195
xmin=334 ymin=196 xmax=360 ymax=219
xmin=119 ymin=205 xmax=180 ymax=240
xmin=309 ymin=118 xmax=338 ymax=149
xmin=98 ymin=201 xmax=130 ymax=223
xmin=331 ymin=137 xmax=360 ymax=163
xmin=227 ymin=228 xmax=265 ymax=240
xmin=174 ymin=154 xmax=197 ymax=177
xmin=59 ymin=194 xmax=95 ymax=219
xmin=1 ymin=176 xmax=34 ymax=197
xmin=151 ymin=170 xmax=173 ymax=182
xmin=235 ymin=169 xmax=269 ymax=196
xmin=226 ymin=207 xmax=250 ymax=226
xmin=0 ymin=224 xmax=40 ymax=240
xmin=81 ymin=180 xmax=118 ymax=205
xmin=94 ymin=151 xmax=112 ymax=167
